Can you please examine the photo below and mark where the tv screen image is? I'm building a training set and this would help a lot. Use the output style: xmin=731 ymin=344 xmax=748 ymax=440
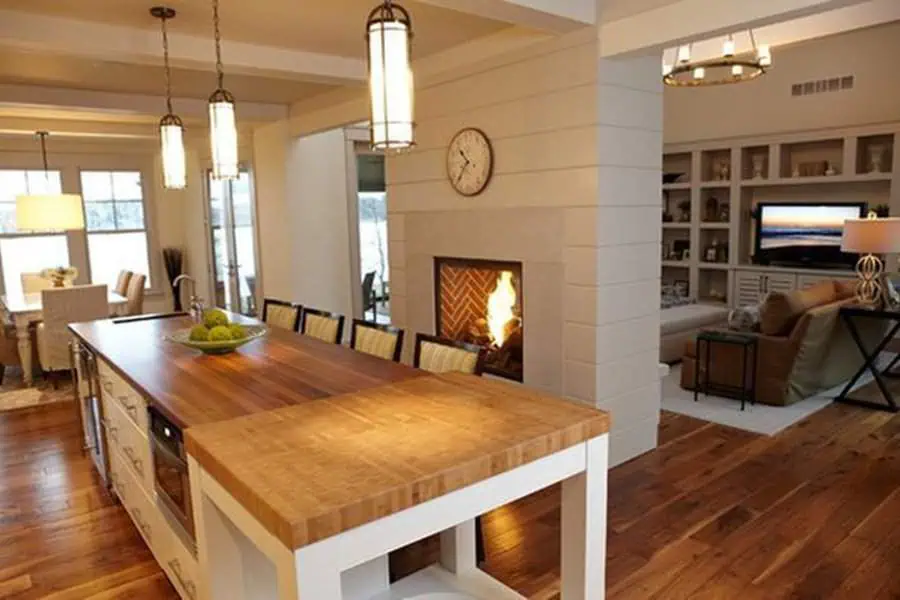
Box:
xmin=758 ymin=204 xmax=862 ymax=250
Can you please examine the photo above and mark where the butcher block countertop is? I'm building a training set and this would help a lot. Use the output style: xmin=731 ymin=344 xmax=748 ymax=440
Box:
xmin=68 ymin=315 xmax=425 ymax=428
xmin=185 ymin=372 xmax=610 ymax=550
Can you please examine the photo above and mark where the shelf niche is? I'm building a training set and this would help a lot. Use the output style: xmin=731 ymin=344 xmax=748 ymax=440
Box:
xmin=701 ymin=148 xmax=732 ymax=183
xmin=742 ymin=146 xmax=769 ymax=180
xmin=857 ymin=134 xmax=894 ymax=176
xmin=780 ymin=139 xmax=843 ymax=178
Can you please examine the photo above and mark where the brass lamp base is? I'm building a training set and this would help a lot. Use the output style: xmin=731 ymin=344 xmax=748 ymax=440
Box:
xmin=854 ymin=253 xmax=884 ymax=307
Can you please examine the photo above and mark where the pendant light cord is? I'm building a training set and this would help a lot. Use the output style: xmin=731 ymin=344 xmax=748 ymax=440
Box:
xmin=212 ymin=0 xmax=225 ymax=89
xmin=160 ymin=14 xmax=174 ymax=114
xmin=38 ymin=132 xmax=49 ymax=172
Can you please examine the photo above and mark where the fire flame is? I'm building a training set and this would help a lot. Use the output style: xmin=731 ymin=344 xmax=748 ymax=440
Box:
xmin=486 ymin=271 xmax=517 ymax=348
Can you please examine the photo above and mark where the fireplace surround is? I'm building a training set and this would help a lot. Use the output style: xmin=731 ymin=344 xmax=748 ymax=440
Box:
xmin=434 ymin=257 xmax=524 ymax=382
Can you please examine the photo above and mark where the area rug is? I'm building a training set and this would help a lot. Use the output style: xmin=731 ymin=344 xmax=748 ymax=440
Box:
xmin=661 ymin=362 xmax=887 ymax=436
xmin=0 ymin=368 xmax=71 ymax=413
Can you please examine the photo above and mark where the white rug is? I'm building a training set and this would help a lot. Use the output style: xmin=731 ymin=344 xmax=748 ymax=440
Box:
xmin=662 ymin=362 xmax=886 ymax=436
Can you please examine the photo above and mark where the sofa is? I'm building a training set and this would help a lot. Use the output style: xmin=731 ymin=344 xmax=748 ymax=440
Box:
xmin=660 ymin=303 xmax=730 ymax=363
xmin=680 ymin=280 xmax=885 ymax=406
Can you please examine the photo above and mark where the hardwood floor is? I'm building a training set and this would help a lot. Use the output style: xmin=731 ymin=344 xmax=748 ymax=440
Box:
xmin=1 ymin=375 xmax=899 ymax=598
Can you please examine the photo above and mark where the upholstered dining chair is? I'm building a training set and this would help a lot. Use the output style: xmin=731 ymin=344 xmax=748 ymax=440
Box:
xmin=300 ymin=308 xmax=345 ymax=345
xmin=413 ymin=333 xmax=485 ymax=375
xmin=124 ymin=273 xmax=146 ymax=316
xmin=349 ymin=319 xmax=404 ymax=362
xmin=21 ymin=272 xmax=54 ymax=295
xmin=37 ymin=285 xmax=108 ymax=387
xmin=114 ymin=270 xmax=133 ymax=296
xmin=261 ymin=298 xmax=302 ymax=332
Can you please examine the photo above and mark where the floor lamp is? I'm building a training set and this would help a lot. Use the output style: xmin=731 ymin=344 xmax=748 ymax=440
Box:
xmin=841 ymin=213 xmax=900 ymax=308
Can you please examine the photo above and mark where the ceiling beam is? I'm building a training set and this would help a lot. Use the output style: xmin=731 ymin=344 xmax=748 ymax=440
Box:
xmin=411 ymin=0 xmax=594 ymax=33
xmin=0 ymin=9 xmax=366 ymax=85
xmin=598 ymin=0 xmax=871 ymax=57
xmin=0 ymin=84 xmax=288 ymax=123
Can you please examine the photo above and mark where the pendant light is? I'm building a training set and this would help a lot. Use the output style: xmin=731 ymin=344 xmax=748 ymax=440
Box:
xmin=152 ymin=6 xmax=186 ymax=190
xmin=366 ymin=0 xmax=415 ymax=151
xmin=208 ymin=0 xmax=238 ymax=180
xmin=15 ymin=132 xmax=84 ymax=232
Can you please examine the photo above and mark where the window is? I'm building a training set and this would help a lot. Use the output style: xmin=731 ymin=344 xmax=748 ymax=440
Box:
xmin=81 ymin=171 xmax=151 ymax=289
xmin=0 ymin=170 xmax=69 ymax=297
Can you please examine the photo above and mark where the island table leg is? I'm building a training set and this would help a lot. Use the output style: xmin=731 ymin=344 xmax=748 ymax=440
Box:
xmin=560 ymin=435 xmax=608 ymax=599
xmin=15 ymin=320 xmax=33 ymax=386
xmin=439 ymin=518 xmax=478 ymax=574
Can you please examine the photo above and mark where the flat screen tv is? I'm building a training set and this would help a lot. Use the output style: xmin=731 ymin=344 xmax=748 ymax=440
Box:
xmin=754 ymin=202 xmax=866 ymax=268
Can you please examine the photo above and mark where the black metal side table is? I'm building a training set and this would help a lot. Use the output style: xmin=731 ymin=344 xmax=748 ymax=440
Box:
xmin=694 ymin=330 xmax=758 ymax=411
xmin=836 ymin=306 xmax=900 ymax=413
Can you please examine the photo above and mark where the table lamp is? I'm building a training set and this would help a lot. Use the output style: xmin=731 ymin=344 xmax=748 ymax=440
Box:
xmin=841 ymin=212 xmax=900 ymax=307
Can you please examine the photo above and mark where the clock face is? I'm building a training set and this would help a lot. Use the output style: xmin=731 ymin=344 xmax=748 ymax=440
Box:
xmin=446 ymin=128 xmax=493 ymax=196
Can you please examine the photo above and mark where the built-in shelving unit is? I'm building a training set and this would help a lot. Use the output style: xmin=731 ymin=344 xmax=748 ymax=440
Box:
xmin=662 ymin=124 xmax=900 ymax=307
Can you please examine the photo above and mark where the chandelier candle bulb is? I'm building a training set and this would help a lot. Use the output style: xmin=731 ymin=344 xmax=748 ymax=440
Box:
xmin=693 ymin=67 xmax=705 ymax=80
xmin=366 ymin=1 xmax=415 ymax=151
xmin=757 ymin=45 xmax=772 ymax=67
xmin=677 ymin=45 xmax=691 ymax=63
xmin=732 ymin=64 xmax=744 ymax=76
xmin=723 ymin=37 xmax=735 ymax=57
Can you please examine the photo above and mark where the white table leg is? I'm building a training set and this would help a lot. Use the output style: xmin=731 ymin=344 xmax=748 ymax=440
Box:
xmin=561 ymin=435 xmax=608 ymax=600
xmin=15 ymin=320 xmax=33 ymax=386
xmin=440 ymin=518 xmax=478 ymax=574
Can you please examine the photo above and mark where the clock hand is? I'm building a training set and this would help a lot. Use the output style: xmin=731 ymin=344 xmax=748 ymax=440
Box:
xmin=455 ymin=162 xmax=469 ymax=185
xmin=459 ymin=149 xmax=471 ymax=165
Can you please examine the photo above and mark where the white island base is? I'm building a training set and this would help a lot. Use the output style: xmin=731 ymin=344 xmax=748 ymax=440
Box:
xmin=188 ymin=434 xmax=609 ymax=600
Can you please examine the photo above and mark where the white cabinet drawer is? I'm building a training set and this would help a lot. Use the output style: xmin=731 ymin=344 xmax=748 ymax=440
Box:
xmin=162 ymin=536 xmax=200 ymax=600
xmin=109 ymin=445 xmax=162 ymax=557
xmin=98 ymin=359 xmax=149 ymax=434
xmin=104 ymin=395 xmax=154 ymax=495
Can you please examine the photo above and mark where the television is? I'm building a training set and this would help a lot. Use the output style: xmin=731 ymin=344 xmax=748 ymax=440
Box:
xmin=754 ymin=202 xmax=866 ymax=268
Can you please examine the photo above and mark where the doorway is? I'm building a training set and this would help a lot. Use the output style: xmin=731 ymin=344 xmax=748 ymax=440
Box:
xmin=355 ymin=148 xmax=390 ymax=323
xmin=206 ymin=170 xmax=259 ymax=316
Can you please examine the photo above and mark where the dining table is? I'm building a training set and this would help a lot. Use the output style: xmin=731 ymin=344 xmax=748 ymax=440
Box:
xmin=1 ymin=288 xmax=128 ymax=386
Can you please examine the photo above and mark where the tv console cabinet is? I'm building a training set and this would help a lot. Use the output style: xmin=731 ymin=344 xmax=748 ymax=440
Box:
xmin=662 ymin=123 xmax=899 ymax=308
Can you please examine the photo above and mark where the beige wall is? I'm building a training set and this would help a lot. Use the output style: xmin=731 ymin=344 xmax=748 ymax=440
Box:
xmin=664 ymin=22 xmax=900 ymax=144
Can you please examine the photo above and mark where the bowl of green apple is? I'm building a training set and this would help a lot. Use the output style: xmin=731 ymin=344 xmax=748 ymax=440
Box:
xmin=166 ymin=309 xmax=268 ymax=355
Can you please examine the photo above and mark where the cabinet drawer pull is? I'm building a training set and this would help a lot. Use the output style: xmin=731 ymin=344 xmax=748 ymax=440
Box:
xmin=119 ymin=396 xmax=140 ymax=420
xmin=133 ymin=507 xmax=152 ymax=542
xmin=122 ymin=445 xmax=144 ymax=477
xmin=102 ymin=379 xmax=113 ymax=394
xmin=105 ymin=420 xmax=119 ymax=443
xmin=168 ymin=559 xmax=197 ymax=600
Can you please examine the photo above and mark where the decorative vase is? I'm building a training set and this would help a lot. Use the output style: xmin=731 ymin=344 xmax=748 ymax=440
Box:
xmin=869 ymin=146 xmax=885 ymax=173
xmin=825 ymin=162 xmax=837 ymax=176
xmin=751 ymin=155 xmax=765 ymax=179
xmin=717 ymin=160 xmax=730 ymax=181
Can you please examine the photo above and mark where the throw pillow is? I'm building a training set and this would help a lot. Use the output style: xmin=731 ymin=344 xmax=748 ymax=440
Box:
xmin=759 ymin=281 xmax=837 ymax=336
xmin=728 ymin=305 xmax=760 ymax=332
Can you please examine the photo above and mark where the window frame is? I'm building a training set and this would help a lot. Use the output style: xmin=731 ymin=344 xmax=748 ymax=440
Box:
xmin=79 ymin=168 xmax=154 ymax=290
xmin=0 ymin=169 xmax=70 ymax=298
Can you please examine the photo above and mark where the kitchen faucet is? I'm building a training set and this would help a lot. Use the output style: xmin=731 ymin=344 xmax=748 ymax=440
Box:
xmin=173 ymin=275 xmax=205 ymax=323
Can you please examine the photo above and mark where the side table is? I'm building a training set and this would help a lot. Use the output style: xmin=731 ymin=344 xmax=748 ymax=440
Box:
xmin=694 ymin=330 xmax=758 ymax=411
xmin=836 ymin=306 xmax=900 ymax=413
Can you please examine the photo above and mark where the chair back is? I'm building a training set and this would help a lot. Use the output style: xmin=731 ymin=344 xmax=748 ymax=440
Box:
xmin=362 ymin=271 xmax=376 ymax=312
xmin=413 ymin=333 xmax=485 ymax=375
xmin=350 ymin=319 xmax=404 ymax=362
xmin=301 ymin=308 xmax=345 ymax=344
xmin=125 ymin=273 xmax=146 ymax=316
xmin=21 ymin=272 xmax=53 ymax=295
xmin=114 ymin=270 xmax=133 ymax=296
xmin=40 ymin=285 xmax=108 ymax=371
xmin=262 ymin=298 xmax=302 ymax=332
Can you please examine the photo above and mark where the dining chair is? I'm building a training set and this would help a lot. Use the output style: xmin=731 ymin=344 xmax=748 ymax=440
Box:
xmin=413 ymin=333 xmax=486 ymax=375
xmin=300 ymin=308 xmax=345 ymax=345
xmin=125 ymin=273 xmax=146 ymax=316
xmin=261 ymin=298 xmax=302 ymax=332
xmin=21 ymin=272 xmax=53 ymax=295
xmin=349 ymin=319 xmax=404 ymax=362
xmin=412 ymin=332 xmax=488 ymax=565
xmin=361 ymin=271 xmax=377 ymax=319
xmin=114 ymin=270 xmax=133 ymax=296
xmin=37 ymin=285 xmax=108 ymax=388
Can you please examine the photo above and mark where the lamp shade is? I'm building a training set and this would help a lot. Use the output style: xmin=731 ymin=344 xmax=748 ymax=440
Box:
xmin=367 ymin=2 xmax=414 ymax=150
xmin=841 ymin=217 xmax=900 ymax=254
xmin=15 ymin=194 xmax=84 ymax=231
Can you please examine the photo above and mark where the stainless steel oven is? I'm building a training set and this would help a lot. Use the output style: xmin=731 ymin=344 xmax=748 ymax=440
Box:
xmin=70 ymin=341 xmax=110 ymax=488
xmin=149 ymin=406 xmax=195 ymax=548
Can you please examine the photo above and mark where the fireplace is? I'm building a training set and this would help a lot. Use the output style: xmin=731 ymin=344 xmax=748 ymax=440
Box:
xmin=434 ymin=257 xmax=524 ymax=382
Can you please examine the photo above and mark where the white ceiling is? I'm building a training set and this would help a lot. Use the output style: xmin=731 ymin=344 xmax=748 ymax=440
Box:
xmin=3 ymin=0 xmax=510 ymax=60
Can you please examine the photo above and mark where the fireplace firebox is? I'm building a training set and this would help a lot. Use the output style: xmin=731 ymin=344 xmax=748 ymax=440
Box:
xmin=434 ymin=257 xmax=524 ymax=382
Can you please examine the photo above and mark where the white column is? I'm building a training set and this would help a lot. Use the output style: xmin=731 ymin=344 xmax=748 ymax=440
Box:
xmin=563 ymin=52 xmax=663 ymax=467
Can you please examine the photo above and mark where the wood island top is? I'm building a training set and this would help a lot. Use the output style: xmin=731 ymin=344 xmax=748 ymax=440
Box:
xmin=185 ymin=372 xmax=610 ymax=550
xmin=68 ymin=315 xmax=425 ymax=428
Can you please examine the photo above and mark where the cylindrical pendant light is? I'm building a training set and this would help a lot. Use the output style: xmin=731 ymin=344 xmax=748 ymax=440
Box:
xmin=366 ymin=0 xmax=414 ymax=151
xmin=152 ymin=6 xmax=186 ymax=190
xmin=208 ymin=0 xmax=238 ymax=180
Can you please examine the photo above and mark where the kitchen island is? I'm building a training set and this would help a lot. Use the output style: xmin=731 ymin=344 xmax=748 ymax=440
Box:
xmin=69 ymin=314 xmax=610 ymax=600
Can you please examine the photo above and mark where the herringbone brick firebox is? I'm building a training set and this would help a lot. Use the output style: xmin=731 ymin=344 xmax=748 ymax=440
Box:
xmin=434 ymin=257 xmax=524 ymax=381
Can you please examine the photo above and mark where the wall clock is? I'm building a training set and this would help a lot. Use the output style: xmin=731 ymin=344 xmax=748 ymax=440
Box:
xmin=446 ymin=128 xmax=493 ymax=196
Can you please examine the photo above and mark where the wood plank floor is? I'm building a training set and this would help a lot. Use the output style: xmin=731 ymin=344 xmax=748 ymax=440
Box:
xmin=2 ymin=378 xmax=899 ymax=598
